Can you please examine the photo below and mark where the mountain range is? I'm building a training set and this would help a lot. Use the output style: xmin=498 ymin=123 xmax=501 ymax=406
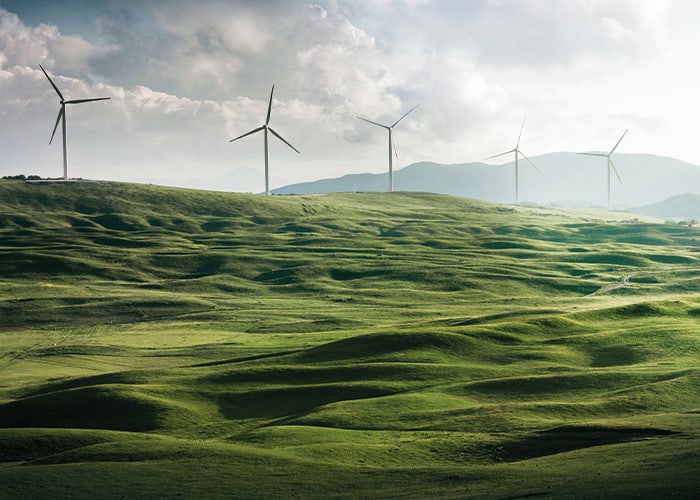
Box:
xmin=135 ymin=152 xmax=700 ymax=219
xmin=271 ymin=152 xmax=700 ymax=211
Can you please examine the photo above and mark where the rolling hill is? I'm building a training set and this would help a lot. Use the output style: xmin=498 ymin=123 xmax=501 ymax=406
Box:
xmin=2 ymin=180 xmax=700 ymax=498
xmin=272 ymin=152 xmax=700 ymax=208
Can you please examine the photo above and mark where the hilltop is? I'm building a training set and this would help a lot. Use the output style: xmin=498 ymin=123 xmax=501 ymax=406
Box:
xmin=1 ymin=180 xmax=700 ymax=498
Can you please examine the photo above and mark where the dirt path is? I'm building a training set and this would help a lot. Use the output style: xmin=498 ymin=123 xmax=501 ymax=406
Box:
xmin=586 ymin=275 xmax=632 ymax=297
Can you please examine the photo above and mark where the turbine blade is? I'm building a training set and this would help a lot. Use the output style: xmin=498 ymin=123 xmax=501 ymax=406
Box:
xmin=518 ymin=150 xmax=541 ymax=173
xmin=268 ymin=127 xmax=301 ymax=154
xmin=392 ymin=134 xmax=399 ymax=163
xmin=610 ymin=129 xmax=629 ymax=154
xmin=610 ymin=158 xmax=623 ymax=185
xmin=516 ymin=116 xmax=526 ymax=148
xmin=357 ymin=116 xmax=390 ymax=129
xmin=65 ymin=97 xmax=111 ymax=104
xmin=485 ymin=148 xmax=516 ymax=161
xmin=266 ymin=85 xmax=274 ymax=125
xmin=49 ymin=106 xmax=64 ymax=145
xmin=577 ymin=152 xmax=609 ymax=157
xmin=229 ymin=126 xmax=265 ymax=143
xmin=391 ymin=104 xmax=419 ymax=128
xmin=39 ymin=64 xmax=64 ymax=101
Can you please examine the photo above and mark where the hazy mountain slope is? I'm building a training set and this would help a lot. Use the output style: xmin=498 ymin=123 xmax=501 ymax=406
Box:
xmin=273 ymin=152 xmax=700 ymax=208
xmin=632 ymin=193 xmax=700 ymax=219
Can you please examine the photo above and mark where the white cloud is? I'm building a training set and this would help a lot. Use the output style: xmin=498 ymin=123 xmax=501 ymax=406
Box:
xmin=0 ymin=8 xmax=118 ymax=74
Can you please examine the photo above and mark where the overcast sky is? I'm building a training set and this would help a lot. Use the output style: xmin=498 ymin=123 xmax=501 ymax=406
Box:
xmin=1 ymin=0 xmax=699 ymax=192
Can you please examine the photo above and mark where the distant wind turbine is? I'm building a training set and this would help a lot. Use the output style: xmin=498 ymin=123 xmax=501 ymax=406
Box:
xmin=229 ymin=85 xmax=300 ymax=195
xmin=357 ymin=104 xmax=419 ymax=192
xmin=577 ymin=129 xmax=628 ymax=210
xmin=485 ymin=117 xmax=540 ymax=205
xmin=40 ymin=65 xmax=111 ymax=180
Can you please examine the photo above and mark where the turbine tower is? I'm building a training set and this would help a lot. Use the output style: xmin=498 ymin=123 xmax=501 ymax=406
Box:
xmin=229 ymin=85 xmax=300 ymax=195
xmin=357 ymin=104 xmax=419 ymax=192
xmin=40 ymin=65 xmax=111 ymax=180
xmin=577 ymin=129 xmax=628 ymax=210
xmin=485 ymin=118 xmax=539 ymax=205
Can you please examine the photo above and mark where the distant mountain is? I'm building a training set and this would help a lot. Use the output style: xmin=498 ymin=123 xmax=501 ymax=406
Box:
xmin=272 ymin=153 xmax=700 ymax=208
xmin=631 ymin=193 xmax=700 ymax=220
xmin=274 ymin=162 xmax=512 ymax=200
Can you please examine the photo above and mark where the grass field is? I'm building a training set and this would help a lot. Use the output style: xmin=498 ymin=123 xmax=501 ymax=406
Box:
xmin=1 ymin=180 xmax=700 ymax=498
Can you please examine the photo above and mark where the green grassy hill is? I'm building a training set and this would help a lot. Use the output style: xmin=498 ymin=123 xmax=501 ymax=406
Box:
xmin=1 ymin=180 xmax=700 ymax=498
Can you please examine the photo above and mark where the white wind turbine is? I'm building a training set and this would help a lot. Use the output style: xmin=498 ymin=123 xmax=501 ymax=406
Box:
xmin=357 ymin=104 xmax=419 ymax=192
xmin=40 ymin=65 xmax=111 ymax=180
xmin=485 ymin=118 xmax=540 ymax=205
xmin=578 ymin=129 xmax=628 ymax=210
xmin=229 ymin=85 xmax=300 ymax=195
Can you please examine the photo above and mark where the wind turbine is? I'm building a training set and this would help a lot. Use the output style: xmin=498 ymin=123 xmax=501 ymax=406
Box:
xmin=229 ymin=85 xmax=300 ymax=195
xmin=577 ymin=129 xmax=628 ymax=210
xmin=485 ymin=117 xmax=539 ymax=205
xmin=40 ymin=65 xmax=111 ymax=180
xmin=357 ymin=104 xmax=419 ymax=192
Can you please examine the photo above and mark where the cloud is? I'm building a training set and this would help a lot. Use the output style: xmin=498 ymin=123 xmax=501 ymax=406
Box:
xmin=90 ymin=1 xmax=306 ymax=99
xmin=0 ymin=7 xmax=118 ymax=74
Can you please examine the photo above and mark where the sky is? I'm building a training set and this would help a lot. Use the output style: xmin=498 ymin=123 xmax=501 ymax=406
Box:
xmin=1 ymin=0 xmax=700 ymax=193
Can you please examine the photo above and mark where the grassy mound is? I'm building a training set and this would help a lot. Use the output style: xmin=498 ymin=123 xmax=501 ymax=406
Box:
xmin=0 ymin=385 xmax=172 ymax=431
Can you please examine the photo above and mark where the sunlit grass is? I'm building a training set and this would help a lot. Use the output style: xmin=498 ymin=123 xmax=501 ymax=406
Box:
xmin=1 ymin=180 xmax=700 ymax=498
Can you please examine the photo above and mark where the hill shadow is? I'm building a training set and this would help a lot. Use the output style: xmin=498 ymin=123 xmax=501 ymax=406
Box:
xmin=491 ymin=425 xmax=681 ymax=462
